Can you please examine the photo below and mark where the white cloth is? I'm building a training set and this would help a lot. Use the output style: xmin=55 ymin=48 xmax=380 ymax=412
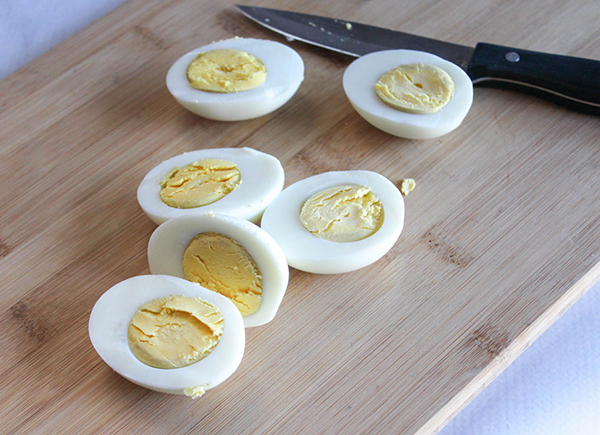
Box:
xmin=441 ymin=284 xmax=600 ymax=435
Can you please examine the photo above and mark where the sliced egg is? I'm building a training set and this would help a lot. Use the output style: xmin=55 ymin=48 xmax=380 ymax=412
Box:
xmin=261 ymin=171 xmax=404 ymax=274
xmin=88 ymin=275 xmax=245 ymax=397
xmin=167 ymin=38 xmax=304 ymax=121
xmin=138 ymin=147 xmax=284 ymax=225
xmin=148 ymin=213 xmax=289 ymax=327
xmin=343 ymin=50 xmax=473 ymax=139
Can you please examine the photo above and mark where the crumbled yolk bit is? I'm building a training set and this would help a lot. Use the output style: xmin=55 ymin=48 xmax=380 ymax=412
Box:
xmin=183 ymin=233 xmax=263 ymax=317
xmin=184 ymin=385 xmax=207 ymax=399
xmin=300 ymin=185 xmax=384 ymax=243
xmin=159 ymin=159 xmax=241 ymax=209
xmin=128 ymin=295 xmax=224 ymax=369
xmin=375 ymin=63 xmax=455 ymax=114
xmin=400 ymin=178 xmax=416 ymax=196
xmin=187 ymin=49 xmax=267 ymax=93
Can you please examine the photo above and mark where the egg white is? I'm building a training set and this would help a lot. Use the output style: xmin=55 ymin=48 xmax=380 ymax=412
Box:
xmin=166 ymin=38 xmax=304 ymax=121
xmin=343 ymin=50 xmax=473 ymax=139
xmin=137 ymin=147 xmax=285 ymax=225
xmin=148 ymin=213 xmax=289 ymax=327
xmin=88 ymin=274 xmax=245 ymax=396
xmin=261 ymin=171 xmax=405 ymax=274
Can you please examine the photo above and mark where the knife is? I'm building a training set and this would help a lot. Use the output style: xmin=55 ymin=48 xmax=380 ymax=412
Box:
xmin=237 ymin=5 xmax=600 ymax=115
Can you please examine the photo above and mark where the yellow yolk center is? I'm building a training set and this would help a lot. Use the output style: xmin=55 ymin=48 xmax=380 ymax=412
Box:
xmin=128 ymin=295 xmax=224 ymax=369
xmin=375 ymin=63 xmax=455 ymax=114
xmin=182 ymin=233 xmax=263 ymax=317
xmin=300 ymin=185 xmax=384 ymax=243
xmin=159 ymin=159 xmax=241 ymax=209
xmin=187 ymin=49 xmax=267 ymax=93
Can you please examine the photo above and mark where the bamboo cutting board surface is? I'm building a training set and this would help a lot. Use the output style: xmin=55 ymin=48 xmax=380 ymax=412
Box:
xmin=1 ymin=0 xmax=600 ymax=433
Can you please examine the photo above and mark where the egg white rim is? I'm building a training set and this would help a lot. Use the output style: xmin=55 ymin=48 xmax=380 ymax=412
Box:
xmin=343 ymin=50 xmax=473 ymax=137
xmin=137 ymin=147 xmax=285 ymax=225
xmin=88 ymin=274 xmax=245 ymax=394
xmin=166 ymin=38 xmax=305 ymax=105
xmin=148 ymin=213 xmax=289 ymax=327
xmin=261 ymin=170 xmax=405 ymax=274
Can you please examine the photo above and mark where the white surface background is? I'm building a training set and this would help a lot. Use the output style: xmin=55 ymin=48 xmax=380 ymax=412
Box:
xmin=1 ymin=1 xmax=599 ymax=433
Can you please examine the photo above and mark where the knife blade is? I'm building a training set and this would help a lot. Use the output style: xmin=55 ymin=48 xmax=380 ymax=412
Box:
xmin=237 ymin=5 xmax=600 ymax=114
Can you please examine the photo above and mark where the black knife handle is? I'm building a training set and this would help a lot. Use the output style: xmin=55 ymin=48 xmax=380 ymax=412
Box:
xmin=467 ymin=42 xmax=600 ymax=115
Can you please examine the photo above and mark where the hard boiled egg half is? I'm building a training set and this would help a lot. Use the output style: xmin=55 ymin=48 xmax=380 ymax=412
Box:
xmin=138 ymin=147 xmax=284 ymax=225
xmin=148 ymin=213 xmax=289 ymax=327
xmin=167 ymin=38 xmax=304 ymax=121
xmin=343 ymin=50 xmax=473 ymax=139
xmin=261 ymin=170 xmax=404 ymax=274
xmin=89 ymin=274 xmax=245 ymax=398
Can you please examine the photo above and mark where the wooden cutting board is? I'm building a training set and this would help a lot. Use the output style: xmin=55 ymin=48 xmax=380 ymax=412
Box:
xmin=1 ymin=0 xmax=599 ymax=433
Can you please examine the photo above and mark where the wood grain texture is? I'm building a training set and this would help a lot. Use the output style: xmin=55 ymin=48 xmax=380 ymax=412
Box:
xmin=1 ymin=0 xmax=600 ymax=433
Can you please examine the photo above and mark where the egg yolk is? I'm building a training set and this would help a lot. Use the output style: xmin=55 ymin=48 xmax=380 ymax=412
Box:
xmin=375 ymin=63 xmax=455 ymax=114
xmin=159 ymin=159 xmax=241 ymax=209
xmin=300 ymin=185 xmax=384 ymax=243
xmin=400 ymin=178 xmax=416 ymax=196
xmin=187 ymin=49 xmax=267 ymax=93
xmin=182 ymin=233 xmax=263 ymax=317
xmin=128 ymin=295 xmax=224 ymax=369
